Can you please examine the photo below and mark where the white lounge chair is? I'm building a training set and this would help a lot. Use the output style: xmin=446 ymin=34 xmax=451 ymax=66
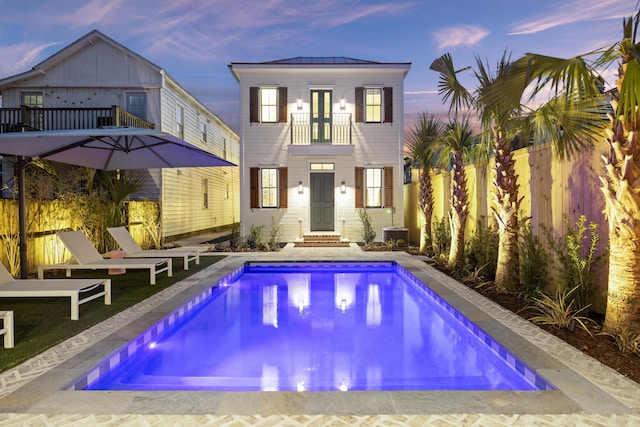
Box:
xmin=0 ymin=262 xmax=111 ymax=321
xmin=0 ymin=310 xmax=14 ymax=347
xmin=107 ymin=226 xmax=200 ymax=270
xmin=39 ymin=231 xmax=172 ymax=285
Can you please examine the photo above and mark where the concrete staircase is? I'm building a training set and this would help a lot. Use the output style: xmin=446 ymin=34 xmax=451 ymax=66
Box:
xmin=294 ymin=232 xmax=350 ymax=247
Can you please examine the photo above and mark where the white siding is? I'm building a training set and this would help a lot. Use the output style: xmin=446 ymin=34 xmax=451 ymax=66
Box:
xmin=232 ymin=63 xmax=408 ymax=242
xmin=158 ymin=79 xmax=239 ymax=238
xmin=0 ymin=31 xmax=240 ymax=240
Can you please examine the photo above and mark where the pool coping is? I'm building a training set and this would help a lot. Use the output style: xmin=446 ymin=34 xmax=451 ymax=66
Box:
xmin=0 ymin=249 xmax=639 ymax=421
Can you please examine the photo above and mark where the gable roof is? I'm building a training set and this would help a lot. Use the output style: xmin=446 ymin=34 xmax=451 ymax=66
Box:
xmin=0 ymin=30 xmax=163 ymax=89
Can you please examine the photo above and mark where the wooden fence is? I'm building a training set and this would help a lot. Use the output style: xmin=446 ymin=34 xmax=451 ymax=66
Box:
xmin=404 ymin=139 xmax=610 ymax=312
xmin=0 ymin=200 xmax=160 ymax=276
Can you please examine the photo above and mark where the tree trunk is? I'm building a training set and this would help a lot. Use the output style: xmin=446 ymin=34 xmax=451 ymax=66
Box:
xmin=604 ymin=222 xmax=640 ymax=332
xmin=492 ymin=137 xmax=521 ymax=292
xmin=448 ymin=152 xmax=468 ymax=269
xmin=419 ymin=170 xmax=434 ymax=253
xmin=601 ymin=85 xmax=640 ymax=332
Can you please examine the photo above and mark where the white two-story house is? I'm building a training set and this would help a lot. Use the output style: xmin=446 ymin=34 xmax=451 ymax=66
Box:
xmin=229 ymin=57 xmax=410 ymax=243
xmin=0 ymin=30 xmax=239 ymax=241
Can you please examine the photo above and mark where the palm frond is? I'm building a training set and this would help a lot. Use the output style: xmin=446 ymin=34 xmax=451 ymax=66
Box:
xmin=406 ymin=112 xmax=445 ymax=169
xmin=618 ymin=56 xmax=640 ymax=129
xmin=430 ymin=53 xmax=473 ymax=114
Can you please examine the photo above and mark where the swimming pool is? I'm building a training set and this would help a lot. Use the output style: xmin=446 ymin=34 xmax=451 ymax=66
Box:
xmin=75 ymin=261 xmax=552 ymax=392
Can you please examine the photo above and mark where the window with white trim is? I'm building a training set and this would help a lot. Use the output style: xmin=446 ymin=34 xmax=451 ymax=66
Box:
xmin=365 ymin=88 xmax=382 ymax=123
xmin=127 ymin=93 xmax=147 ymax=121
xmin=365 ymin=168 xmax=382 ymax=207
xmin=176 ymin=105 xmax=184 ymax=139
xmin=261 ymin=168 xmax=278 ymax=208
xmin=260 ymin=88 xmax=278 ymax=123
xmin=200 ymin=120 xmax=207 ymax=142
xmin=250 ymin=167 xmax=288 ymax=209
xmin=202 ymin=178 xmax=209 ymax=209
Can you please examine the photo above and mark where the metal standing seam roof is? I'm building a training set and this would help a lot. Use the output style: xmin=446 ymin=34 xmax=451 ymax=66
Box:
xmin=263 ymin=57 xmax=380 ymax=64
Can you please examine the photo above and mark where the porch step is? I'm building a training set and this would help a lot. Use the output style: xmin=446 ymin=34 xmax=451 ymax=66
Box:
xmin=294 ymin=232 xmax=350 ymax=247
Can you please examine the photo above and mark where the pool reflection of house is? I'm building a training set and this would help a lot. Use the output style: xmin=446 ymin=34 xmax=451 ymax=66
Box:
xmin=0 ymin=30 xmax=239 ymax=241
xmin=229 ymin=57 xmax=410 ymax=243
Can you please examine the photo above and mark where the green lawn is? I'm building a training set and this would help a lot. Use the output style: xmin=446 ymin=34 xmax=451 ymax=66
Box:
xmin=0 ymin=255 xmax=225 ymax=373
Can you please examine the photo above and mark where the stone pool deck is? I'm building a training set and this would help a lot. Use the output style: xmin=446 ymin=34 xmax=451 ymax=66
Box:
xmin=0 ymin=243 xmax=639 ymax=426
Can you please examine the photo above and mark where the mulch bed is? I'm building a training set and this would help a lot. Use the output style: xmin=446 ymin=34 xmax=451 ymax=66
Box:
xmin=458 ymin=274 xmax=640 ymax=385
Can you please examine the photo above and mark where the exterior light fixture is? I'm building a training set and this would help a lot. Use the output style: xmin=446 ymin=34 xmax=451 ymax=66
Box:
xmin=341 ymin=181 xmax=346 ymax=194
xmin=298 ymin=181 xmax=303 ymax=194
xmin=340 ymin=98 xmax=346 ymax=110
xmin=297 ymin=98 xmax=303 ymax=110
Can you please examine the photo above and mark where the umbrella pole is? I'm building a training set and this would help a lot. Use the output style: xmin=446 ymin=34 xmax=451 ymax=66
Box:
xmin=17 ymin=157 xmax=28 ymax=279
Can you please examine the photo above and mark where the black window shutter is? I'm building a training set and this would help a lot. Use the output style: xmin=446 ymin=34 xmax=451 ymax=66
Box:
xmin=383 ymin=87 xmax=393 ymax=123
xmin=278 ymin=87 xmax=288 ymax=123
xmin=355 ymin=87 xmax=364 ymax=123
xmin=250 ymin=87 xmax=259 ymax=123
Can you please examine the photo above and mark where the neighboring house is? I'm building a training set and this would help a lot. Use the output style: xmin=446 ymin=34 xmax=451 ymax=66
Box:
xmin=0 ymin=30 xmax=239 ymax=240
xmin=229 ymin=57 xmax=410 ymax=242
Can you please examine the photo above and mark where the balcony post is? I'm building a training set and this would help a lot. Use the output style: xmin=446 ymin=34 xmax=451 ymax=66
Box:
xmin=112 ymin=105 xmax=120 ymax=126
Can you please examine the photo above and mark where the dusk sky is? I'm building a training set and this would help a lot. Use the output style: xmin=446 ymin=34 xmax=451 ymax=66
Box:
xmin=0 ymin=0 xmax=634 ymax=134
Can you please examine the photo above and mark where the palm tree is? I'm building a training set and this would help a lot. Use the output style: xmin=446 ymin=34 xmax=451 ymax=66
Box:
xmin=406 ymin=112 xmax=445 ymax=253
xmin=430 ymin=52 xmax=526 ymax=292
xmin=433 ymin=117 xmax=476 ymax=269
xmin=483 ymin=8 xmax=638 ymax=332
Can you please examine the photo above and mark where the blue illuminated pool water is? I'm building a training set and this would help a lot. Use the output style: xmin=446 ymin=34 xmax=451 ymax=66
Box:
xmin=78 ymin=262 xmax=551 ymax=391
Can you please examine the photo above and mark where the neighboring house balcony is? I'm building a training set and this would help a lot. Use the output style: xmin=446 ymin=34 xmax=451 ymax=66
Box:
xmin=0 ymin=105 xmax=154 ymax=133
xmin=288 ymin=112 xmax=353 ymax=156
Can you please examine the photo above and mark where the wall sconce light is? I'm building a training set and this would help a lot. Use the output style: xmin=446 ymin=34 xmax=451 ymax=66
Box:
xmin=298 ymin=181 xmax=303 ymax=194
xmin=297 ymin=98 xmax=303 ymax=110
xmin=341 ymin=181 xmax=346 ymax=194
xmin=340 ymin=98 xmax=346 ymax=110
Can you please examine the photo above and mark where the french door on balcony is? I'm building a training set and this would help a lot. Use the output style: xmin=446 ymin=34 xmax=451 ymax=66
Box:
xmin=311 ymin=90 xmax=332 ymax=143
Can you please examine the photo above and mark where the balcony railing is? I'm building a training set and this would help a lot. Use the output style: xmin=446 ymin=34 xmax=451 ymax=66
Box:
xmin=290 ymin=112 xmax=352 ymax=145
xmin=0 ymin=105 xmax=154 ymax=133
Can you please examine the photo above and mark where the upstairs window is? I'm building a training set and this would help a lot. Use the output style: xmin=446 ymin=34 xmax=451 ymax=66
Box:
xmin=200 ymin=120 xmax=207 ymax=143
xmin=365 ymin=88 xmax=382 ymax=123
xmin=355 ymin=87 xmax=393 ymax=123
xmin=260 ymin=88 xmax=278 ymax=123
xmin=176 ymin=105 xmax=184 ymax=139
xmin=21 ymin=92 xmax=43 ymax=108
xmin=21 ymin=92 xmax=43 ymax=129
xmin=250 ymin=87 xmax=288 ymax=123
xmin=127 ymin=93 xmax=147 ymax=121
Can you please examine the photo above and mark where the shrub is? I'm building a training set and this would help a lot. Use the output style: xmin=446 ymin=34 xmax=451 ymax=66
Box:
xmin=529 ymin=285 xmax=594 ymax=334
xmin=518 ymin=221 xmax=550 ymax=303
xmin=245 ymin=224 xmax=265 ymax=250
xmin=465 ymin=218 xmax=498 ymax=281
xmin=358 ymin=209 xmax=376 ymax=244
xmin=544 ymin=215 xmax=601 ymax=311
xmin=432 ymin=216 xmax=450 ymax=258
xmin=227 ymin=221 xmax=241 ymax=251
xmin=267 ymin=217 xmax=283 ymax=251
